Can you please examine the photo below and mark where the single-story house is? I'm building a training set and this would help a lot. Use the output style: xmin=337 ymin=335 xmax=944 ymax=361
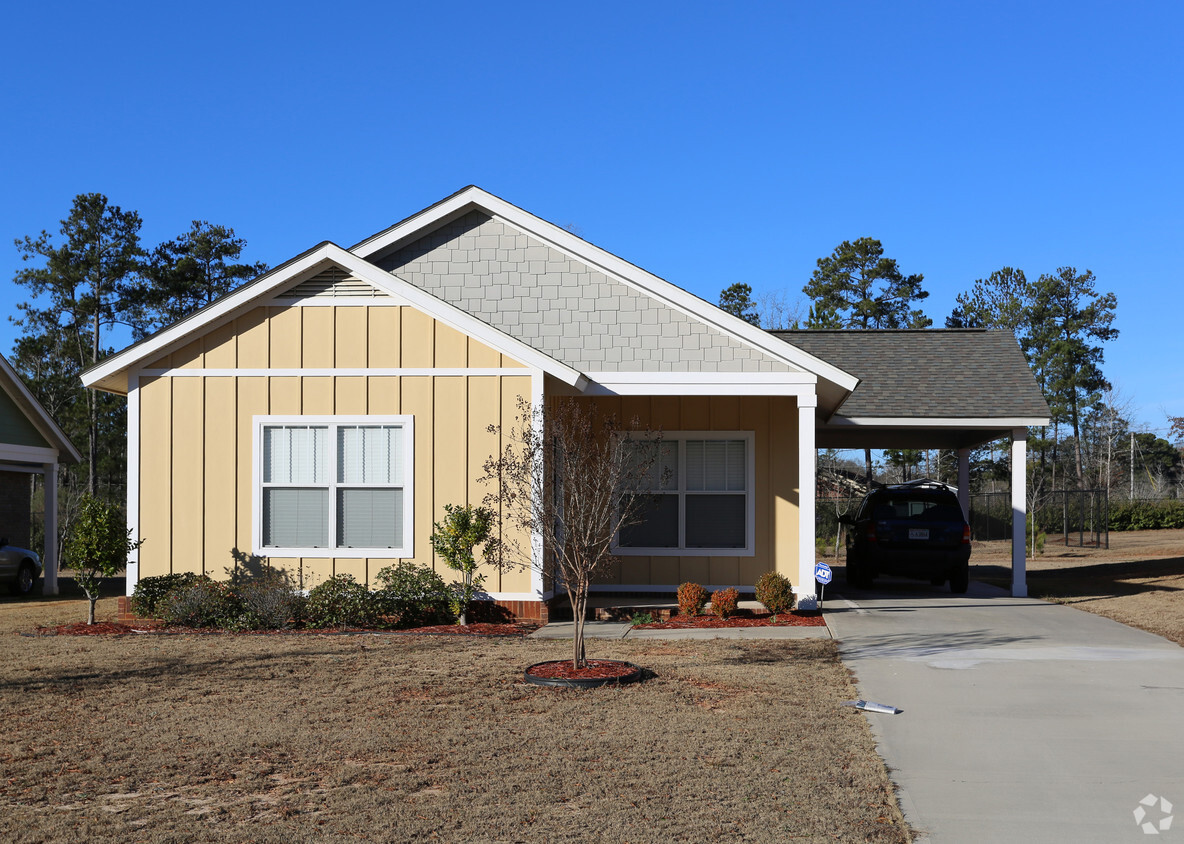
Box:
xmin=83 ymin=186 xmax=1048 ymax=619
xmin=0 ymin=352 xmax=82 ymax=594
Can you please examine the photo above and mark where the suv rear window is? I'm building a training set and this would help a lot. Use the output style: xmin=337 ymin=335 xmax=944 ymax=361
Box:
xmin=870 ymin=494 xmax=962 ymax=522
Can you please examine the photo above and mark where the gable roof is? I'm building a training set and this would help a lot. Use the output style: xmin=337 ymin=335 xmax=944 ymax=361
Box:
xmin=0 ymin=353 xmax=82 ymax=463
xmin=772 ymin=329 xmax=1050 ymax=421
xmin=353 ymin=186 xmax=859 ymax=393
xmin=84 ymin=187 xmax=860 ymax=405
xmin=82 ymin=242 xmax=588 ymax=395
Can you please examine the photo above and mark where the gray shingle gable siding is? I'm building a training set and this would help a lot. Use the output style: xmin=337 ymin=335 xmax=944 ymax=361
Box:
xmin=772 ymin=329 xmax=1049 ymax=419
xmin=376 ymin=211 xmax=791 ymax=373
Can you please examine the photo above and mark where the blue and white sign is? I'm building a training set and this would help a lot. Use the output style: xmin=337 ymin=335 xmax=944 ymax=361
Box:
xmin=814 ymin=562 xmax=833 ymax=585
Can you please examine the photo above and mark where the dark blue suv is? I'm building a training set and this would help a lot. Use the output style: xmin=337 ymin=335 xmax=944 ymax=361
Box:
xmin=841 ymin=480 xmax=972 ymax=593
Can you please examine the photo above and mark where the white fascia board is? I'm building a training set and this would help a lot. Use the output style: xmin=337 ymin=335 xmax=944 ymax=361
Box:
xmin=0 ymin=354 xmax=82 ymax=462
xmin=830 ymin=416 xmax=1051 ymax=428
xmin=82 ymin=244 xmax=342 ymax=394
xmin=82 ymin=241 xmax=588 ymax=395
xmin=583 ymin=371 xmax=817 ymax=397
xmin=351 ymin=187 xmax=860 ymax=393
xmin=0 ymin=444 xmax=59 ymax=464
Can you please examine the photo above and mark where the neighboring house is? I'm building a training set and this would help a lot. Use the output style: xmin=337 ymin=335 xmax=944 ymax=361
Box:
xmin=83 ymin=187 xmax=1048 ymax=619
xmin=0 ymin=352 xmax=82 ymax=594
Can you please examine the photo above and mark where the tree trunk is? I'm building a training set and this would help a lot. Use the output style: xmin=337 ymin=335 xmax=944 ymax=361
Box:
xmin=572 ymin=579 xmax=588 ymax=669
xmin=1070 ymin=394 xmax=1084 ymax=489
xmin=458 ymin=572 xmax=469 ymax=626
xmin=88 ymin=594 xmax=97 ymax=625
xmin=89 ymin=308 xmax=100 ymax=495
xmin=864 ymin=448 xmax=873 ymax=493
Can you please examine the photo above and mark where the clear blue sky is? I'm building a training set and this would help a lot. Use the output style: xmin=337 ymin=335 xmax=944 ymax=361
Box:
xmin=2 ymin=1 xmax=1179 ymax=432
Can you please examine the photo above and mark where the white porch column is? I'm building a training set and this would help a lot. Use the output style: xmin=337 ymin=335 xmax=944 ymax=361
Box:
xmin=41 ymin=462 xmax=59 ymax=596
xmin=797 ymin=394 xmax=818 ymax=609
xmin=1011 ymin=429 xmax=1028 ymax=598
xmin=957 ymin=448 xmax=970 ymax=522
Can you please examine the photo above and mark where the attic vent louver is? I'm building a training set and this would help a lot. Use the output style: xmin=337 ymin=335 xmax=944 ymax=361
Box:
xmin=277 ymin=267 xmax=392 ymax=301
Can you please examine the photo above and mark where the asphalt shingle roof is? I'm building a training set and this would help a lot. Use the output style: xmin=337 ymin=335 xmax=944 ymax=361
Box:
xmin=771 ymin=329 xmax=1050 ymax=419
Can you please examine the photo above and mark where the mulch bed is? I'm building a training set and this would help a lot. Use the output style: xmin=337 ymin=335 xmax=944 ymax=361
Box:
xmin=633 ymin=610 xmax=826 ymax=630
xmin=526 ymin=659 xmax=639 ymax=680
xmin=29 ymin=620 xmax=540 ymax=637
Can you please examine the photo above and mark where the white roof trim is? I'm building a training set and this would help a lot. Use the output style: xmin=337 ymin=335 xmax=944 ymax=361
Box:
xmin=351 ymin=186 xmax=859 ymax=393
xmin=82 ymin=243 xmax=588 ymax=394
xmin=829 ymin=416 xmax=1051 ymax=428
xmin=583 ymin=370 xmax=818 ymax=397
xmin=0 ymin=353 xmax=82 ymax=463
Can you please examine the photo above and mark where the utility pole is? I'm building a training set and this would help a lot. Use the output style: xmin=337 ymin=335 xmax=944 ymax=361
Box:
xmin=1130 ymin=431 xmax=1134 ymax=500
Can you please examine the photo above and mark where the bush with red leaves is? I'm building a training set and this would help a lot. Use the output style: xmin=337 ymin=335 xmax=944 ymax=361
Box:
xmin=710 ymin=587 xmax=739 ymax=619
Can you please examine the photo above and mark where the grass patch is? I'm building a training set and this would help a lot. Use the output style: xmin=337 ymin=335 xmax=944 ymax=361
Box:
xmin=0 ymin=623 xmax=909 ymax=842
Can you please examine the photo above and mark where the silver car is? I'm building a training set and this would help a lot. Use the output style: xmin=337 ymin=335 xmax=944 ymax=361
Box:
xmin=0 ymin=539 xmax=42 ymax=595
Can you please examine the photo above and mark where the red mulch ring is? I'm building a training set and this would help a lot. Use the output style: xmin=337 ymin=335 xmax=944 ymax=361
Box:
xmin=526 ymin=659 xmax=639 ymax=680
xmin=633 ymin=611 xmax=826 ymax=630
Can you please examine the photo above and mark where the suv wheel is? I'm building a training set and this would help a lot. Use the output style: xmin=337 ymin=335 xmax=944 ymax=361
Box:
xmin=14 ymin=562 xmax=36 ymax=596
xmin=949 ymin=563 xmax=969 ymax=594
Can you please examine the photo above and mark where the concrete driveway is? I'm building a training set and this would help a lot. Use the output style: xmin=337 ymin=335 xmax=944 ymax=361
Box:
xmin=827 ymin=578 xmax=1184 ymax=843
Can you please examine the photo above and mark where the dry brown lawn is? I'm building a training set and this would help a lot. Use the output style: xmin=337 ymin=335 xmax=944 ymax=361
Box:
xmin=0 ymin=584 xmax=909 ymax=843
xmin=969 ymin=528 xmax=1184 ymax=645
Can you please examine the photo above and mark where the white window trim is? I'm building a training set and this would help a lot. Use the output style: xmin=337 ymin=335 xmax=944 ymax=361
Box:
xmin=613 ymin=430 xmax=755 ymax=558
xmin=252 ymin=414 xmax=414 ymax=559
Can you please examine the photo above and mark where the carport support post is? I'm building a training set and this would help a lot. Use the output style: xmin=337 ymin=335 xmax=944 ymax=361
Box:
xmin=957 ymin=448 xmax=970 ymax=521
xmin=797 ymin=394 xmax=818 ymax=609
xmin=41 ymin=461 xmax=58 ymax=596
xmin=1011 ymin=429 xmax=1028 ymax=598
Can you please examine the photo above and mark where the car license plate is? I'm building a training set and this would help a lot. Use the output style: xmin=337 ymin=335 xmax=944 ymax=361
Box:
xmin=909 ymin=528 xmax=929 ymax=541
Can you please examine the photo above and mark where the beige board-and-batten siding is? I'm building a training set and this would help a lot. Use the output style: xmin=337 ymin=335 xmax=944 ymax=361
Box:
xmin=136 ymin=304 xmax=533 ymax=593
xmin=581 ymin=394 xmax=801 ymax=591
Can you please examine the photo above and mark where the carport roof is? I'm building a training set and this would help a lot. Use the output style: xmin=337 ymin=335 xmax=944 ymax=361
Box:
xmin=770 ymin=329 xmax=1051 ymax=449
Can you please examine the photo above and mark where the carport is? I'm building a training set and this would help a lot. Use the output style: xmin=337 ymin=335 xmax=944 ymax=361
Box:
xmin=0 ymin=353 xmax=82 ymax=595
xmin=774 ymin=329 xmax=1051 ymax=598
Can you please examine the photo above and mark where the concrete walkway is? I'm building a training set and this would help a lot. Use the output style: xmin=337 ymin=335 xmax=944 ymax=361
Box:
xmin=827 ymin=579 xmax=1184 ymax=843
xmin=529 ymin=620 xmax=830 ymax=640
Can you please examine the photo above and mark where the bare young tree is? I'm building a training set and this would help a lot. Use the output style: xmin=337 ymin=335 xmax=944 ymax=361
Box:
xmin=482 ymin=397 xmax=662 ymax=669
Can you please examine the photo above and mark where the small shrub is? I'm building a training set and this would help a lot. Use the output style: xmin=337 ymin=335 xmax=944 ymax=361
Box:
xmin=677 ymin=582 xmax=708 ymax=617
xmin=304 ymin=574 xmax=382 ymax=629
xmin=755 ymin=571 xmax=794 ymax=619
xmin=631 ymin=611 xmax=655 ymax=626
xmin=233 ymin=572 xmax=304 ymax=630
xmin=374 ymin=561 xmax=453 ymax=628
xmin=131 ymin=572 xmax=202 ymax=618
xmin=159 ymin=578 xmax=241 ymax=628
xmin=710 ymin=587 xmax=740 ymax=619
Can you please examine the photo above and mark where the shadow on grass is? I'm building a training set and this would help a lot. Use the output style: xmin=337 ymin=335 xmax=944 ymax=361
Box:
xmin=0 ymin=573 xmax=124 ymax=605
xmin=976 ymin=555 xmax=1184 ymax=602
xmin=0 ymin=644 xmax=359 ymax=694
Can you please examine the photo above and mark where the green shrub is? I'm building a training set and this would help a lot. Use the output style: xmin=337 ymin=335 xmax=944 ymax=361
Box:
xmin=1109 ymin=500 xmax=1184 ymax=531
xmin=304 ymin=574 xmax=382 ymax=629
xmin=232 ymin=572 xmax=304 ymax=630
xmin=630 ymin=611 xmax=655 ymax=626
xmin=159 ymin=579 xmax=241 ymax=628
xmin=374 ymin=561 xmax=453 ymax=628
xmin=677 ymin=582 xmax=708 ymax=617
xmin=755 ymin=572 xmax=795 ymax=619
xmin=131 ymin=572 xmax=202 ymax=618
xmin=710 ymin=587 xmax=740 ymax=619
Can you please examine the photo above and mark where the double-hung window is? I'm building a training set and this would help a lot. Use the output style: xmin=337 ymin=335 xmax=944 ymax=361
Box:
xmin=617 ymin=431 xmax=754 ymax=556
xmin=255 ymin=415 xmax=414 ymax=558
